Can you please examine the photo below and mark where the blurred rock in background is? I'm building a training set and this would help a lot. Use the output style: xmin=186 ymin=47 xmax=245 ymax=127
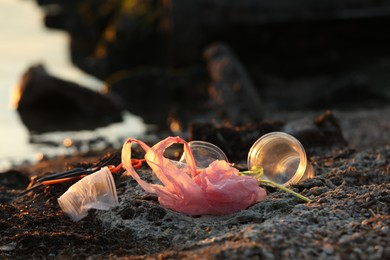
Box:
xmin=15 ymin=64 xmax=123 ymax=133
xmin=30 ymin=0 xmax=390 ymax=130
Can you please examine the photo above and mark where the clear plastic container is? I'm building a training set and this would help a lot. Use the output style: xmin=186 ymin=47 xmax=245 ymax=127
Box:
xmin=247 ymin=132 xmax=314 ymax=186
xmin=57 ymin=166 xmax=119 ymax=221
xmin=179 ymin=140 xmax=229 ymax=168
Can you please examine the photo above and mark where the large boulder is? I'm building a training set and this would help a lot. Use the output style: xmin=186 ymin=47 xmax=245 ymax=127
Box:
xmin=15 ymin=64 xmax=123 ymax=133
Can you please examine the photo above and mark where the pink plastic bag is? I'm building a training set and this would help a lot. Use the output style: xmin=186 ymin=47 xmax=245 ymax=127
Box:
xmin=121 ymin=136 xmax=266 ymax=216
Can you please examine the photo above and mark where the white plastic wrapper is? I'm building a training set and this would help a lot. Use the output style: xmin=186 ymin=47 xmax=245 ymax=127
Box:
xmin=57 ymin=166 xmax=119 ymax=221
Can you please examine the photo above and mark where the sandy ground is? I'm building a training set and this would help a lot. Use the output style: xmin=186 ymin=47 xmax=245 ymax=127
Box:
xmin=0 ymin=105 xmax=389 ymax=259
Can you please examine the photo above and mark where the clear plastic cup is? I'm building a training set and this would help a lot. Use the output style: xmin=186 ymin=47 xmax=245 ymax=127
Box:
xmin=179 ymin=141 xmax=229 ymax=169
xmin=57 ymin=166 xmax=119 ymax=221
xmin=247 ymin=132 xmax=314 ymax=186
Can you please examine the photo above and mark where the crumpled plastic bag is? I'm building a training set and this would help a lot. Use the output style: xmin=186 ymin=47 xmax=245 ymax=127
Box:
xmin=121 ymin=136 xmax=266 ymax=216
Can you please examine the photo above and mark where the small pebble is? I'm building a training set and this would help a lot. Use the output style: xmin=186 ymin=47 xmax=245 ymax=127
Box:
xmin=381 ymin=226 xmax=389 ymax=234
xmin=322 ymin=243 xmax=334 ymax=254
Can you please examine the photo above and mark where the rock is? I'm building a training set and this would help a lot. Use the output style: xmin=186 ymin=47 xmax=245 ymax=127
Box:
xmin=188 ymin=110 xmax=348 ymax=161
xmin=283 ymin=110 xmax=348 ymax=153
xmin=107 ymin=41 xmax=267 ymax=130
xmin=39 ymin=0 xmax=166 ymax=80
xmin=106 ymin=67 xmax=209 ymax=131
xmin=32 ymin=1 xmax=390 ymax=110
xmin=34 ymin=1 xmax=390 ymax=77
xmin=15 ymin=64 xmax=123 ymax=133
xmin=188 ymin=121 xmax=285 ymax=161
xmin=203 ymin=43 xmax=264 ymax=125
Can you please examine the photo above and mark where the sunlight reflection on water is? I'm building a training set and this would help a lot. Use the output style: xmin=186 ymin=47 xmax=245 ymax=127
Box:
xmin=0 ymin=0 xmax=146 ymax=170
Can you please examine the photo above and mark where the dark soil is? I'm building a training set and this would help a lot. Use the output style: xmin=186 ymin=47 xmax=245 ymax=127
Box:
xmin=0 ymin=106 xmax=389 ymax=259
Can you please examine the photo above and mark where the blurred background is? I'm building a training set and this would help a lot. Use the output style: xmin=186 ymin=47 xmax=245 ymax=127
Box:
xmin=1 ymin=0 xmax=390 ymax=170
xmin=0 ymin=0 xmax=145 ymax=170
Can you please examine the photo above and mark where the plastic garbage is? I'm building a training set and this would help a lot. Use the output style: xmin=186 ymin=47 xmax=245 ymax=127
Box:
xmin=247 ymin=132 xmax=314 ymax=186
xmin=57 ymin=166 xmax=119 ymax=221
xmin=179 ymin=140 xmax=229 ymax=168
xmin=121 ymin=136 xmax=265 ymax=216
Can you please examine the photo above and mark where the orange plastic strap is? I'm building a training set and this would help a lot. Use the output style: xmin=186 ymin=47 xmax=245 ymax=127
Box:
xmin=107 ymin=163 xmax=123 ymax=173
xmin=131 ymin=159 xmax=146 ymax=169
xmin=41 ymin=175 xmax=87 ymax=186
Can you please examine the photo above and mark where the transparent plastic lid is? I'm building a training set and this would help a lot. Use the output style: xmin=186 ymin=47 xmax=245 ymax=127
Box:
xmin=179 ymin=140 xmax=229 ymax=169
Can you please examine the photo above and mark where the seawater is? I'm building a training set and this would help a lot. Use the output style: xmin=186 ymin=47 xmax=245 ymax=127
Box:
xmin=0 ymin=0 xmax=145 ymax=170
